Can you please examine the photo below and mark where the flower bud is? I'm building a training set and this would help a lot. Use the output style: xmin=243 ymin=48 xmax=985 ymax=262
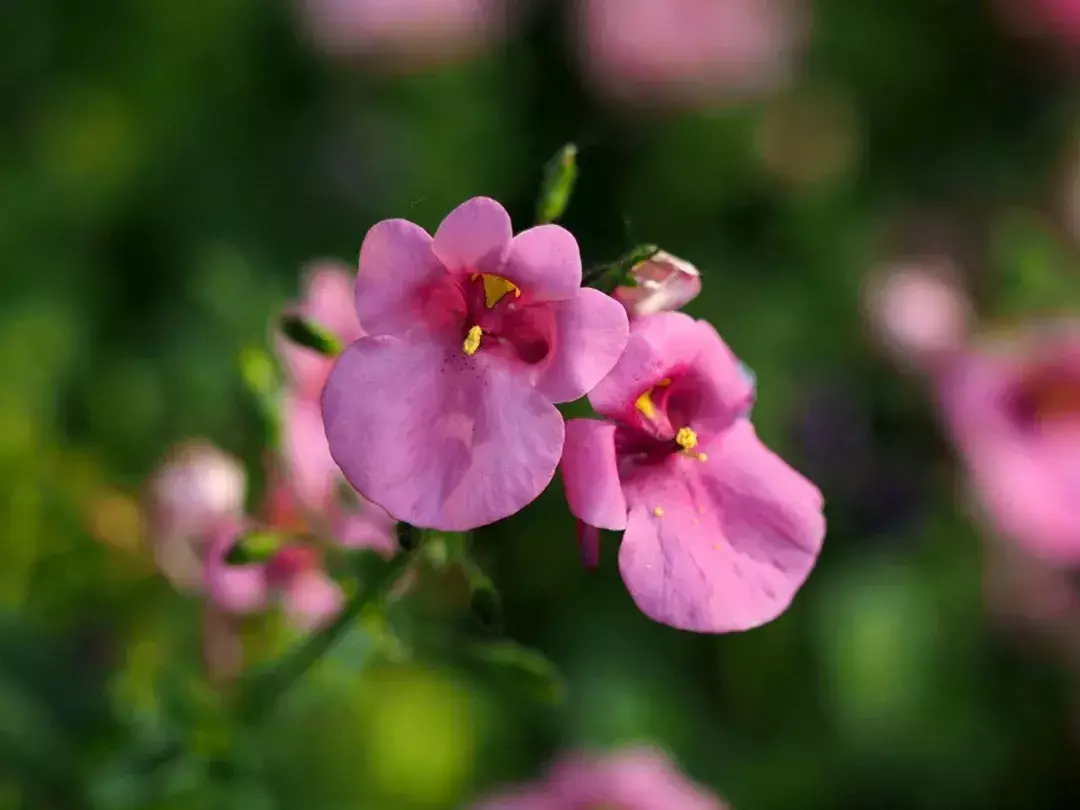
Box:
xmin=613 ymin=250 xmax=702 ymax=317
xmin=147 ymin=441 xmax=246 ymax=591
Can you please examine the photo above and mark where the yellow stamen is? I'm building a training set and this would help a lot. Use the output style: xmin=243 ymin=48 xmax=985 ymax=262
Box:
xmin=675 ymin=427 xmax=698 ymax=451
xmin=653 ymin=507 xmax=664 ymax=517
xmin=462 ymin=325 xmax=483 ymax=356
xmin=635 ymin=389 xmax=657 ymax=420
xmin=475 ymin=274 xmax=521 ymax=309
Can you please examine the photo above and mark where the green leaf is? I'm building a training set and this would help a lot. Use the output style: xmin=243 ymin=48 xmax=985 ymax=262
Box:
xmin=466 ymin=640 xmax=566 ymax=705
xmin=279 ymin=314 xmax=343 ymax=357
xmin=225 ymin=531 xmax=284 ymax=566
xmin=535 ymin=143 xmax=578 ymax=224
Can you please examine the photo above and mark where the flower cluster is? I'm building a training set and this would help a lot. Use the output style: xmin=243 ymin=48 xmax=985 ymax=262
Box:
xmin=148 ymin=263 xmax=397 ymax=631
xmin=316 ymin=196 xmax=826 ymax=632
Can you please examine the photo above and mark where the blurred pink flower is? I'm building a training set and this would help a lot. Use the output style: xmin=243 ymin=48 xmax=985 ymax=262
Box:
xmin=299 ymin=0 xmax=511 ymax=68
xmin=999 ymin=0 xmax=1080 ymax=48
xmin=864 ymin=260 xmax=971 ymax=370
xmin=575 ymin=0 xmax=806 ymax=107
xmin=146 ymin=441 xmax=247 ymax=591
xmin=939 ymin=324 xmax=1080 ymax=563
xmin=613 ymin=251 xmax=702 ymax=319
xmin=204 ymin=521 xmax=344 ymax=630
xmin=277 ymin=262 xmax=398 ymax=555
xmin=322 ymin=196 xmax=629 ymax=531
xmin=473 ymin=746 xmax=727 ymax=810
xmin=561 ymin=312 xmax=825 ymax=632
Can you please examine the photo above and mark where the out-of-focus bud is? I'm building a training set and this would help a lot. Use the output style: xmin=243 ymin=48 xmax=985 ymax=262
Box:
xmin=863 ymin=259 xmax=971 ymax=370
xmin=536 ymin=143 xmax=578 ymax=225
xmin=146 ymin=441 xmax=246 ymax=591
xmin=612 ymin=250 xmax=702 ymax=318
xmin=280 ymin=313 xmax=343 ymax=358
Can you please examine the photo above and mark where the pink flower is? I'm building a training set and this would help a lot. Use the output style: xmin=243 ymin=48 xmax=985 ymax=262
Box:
xmin=575 ymin=0 xmax=806 ymax=107
xmin=277 ymin=262 xmax=398 ymax=556
xmin=938 ymin=324 xmax=1080 ymax=563
xmin=998 ymin=0 xmax=1080 ymax=48
xmin=146 ymin=441 xmax=246 ymax=592
xmin=613 ymin=251 xmax=702 ymax=319
xmin=322 ymin=196 xmax=630 ymax=531
xmin=473 ymin=746 xmax=727 ymax=810
xmin=299 ymin=0 xmax=511 ymax=68
xmin=561 ymin=312 xmax=825 ymax=632
xmin=204 ymin=521 xmax=344 ymax=630
xmin=863 ymin=260 xmax=971 ymax=370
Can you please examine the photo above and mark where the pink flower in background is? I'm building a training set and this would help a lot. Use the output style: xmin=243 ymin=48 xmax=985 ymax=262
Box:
xmin=863 ymin=259 xmax=971 ymax=370
xmin=322 ymin=196 xmax=629 ymax=531
xmin=146 ymin=441 xmax=246 ymax=591
xmin=613 ymin=251 xmax=702 ymax=319
xmin=939 ymin=324 xmax=1080 ymax=563
xmin=998 ymin=0 xmax=1080 ymax=49
xmin=575 ymin=0 xmax=806 ymax=107
xmin=473 ymin=746 xmax=727 ymax=810
xmin=299 ymin=0 xmax=511 ymax=68
xmin=204 ymin=520 xmax=344 ymax=630
xmin=561 ymin=312 xmax=825 ymax=632
xmin=276 ymin=261 xmax=396 ymax=555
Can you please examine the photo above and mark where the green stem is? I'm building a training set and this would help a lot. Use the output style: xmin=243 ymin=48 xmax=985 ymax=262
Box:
xmin=238 ymin=527 xmax=422 ymax=724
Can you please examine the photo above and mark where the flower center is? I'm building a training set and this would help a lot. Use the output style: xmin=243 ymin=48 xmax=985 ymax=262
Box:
xmin=634 ymin=377 xmax=672 ymax=420
xmin=1015 ymin=369 xmax=1080 ymax=428
xmin=460 ymin=274 xmax=523 ymax=357
xmin=675 ymin=426 xmax=698 ymax=450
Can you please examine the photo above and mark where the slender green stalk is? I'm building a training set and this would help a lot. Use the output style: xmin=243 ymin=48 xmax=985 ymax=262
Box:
xmin=238 ymin=530 xmax=421 ymax=724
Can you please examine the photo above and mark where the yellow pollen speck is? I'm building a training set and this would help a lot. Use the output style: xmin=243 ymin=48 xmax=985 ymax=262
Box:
xmin=635 ymin=389 xmax=657 ymax=420
xmin=480 ymin=275 xmax=521 ymax=309
xmin=657 ymin=377 xmax=673 ymax=387
xmin=675 ymin=427 xmax=698 ymax=450
xmin=713 ymin=543 xmax=721 ymax=551
xmin=462 ymin=325 xmax=483 ymax=356
xmin=653 ymin=506 xmax=664 ymax=517
xmin=696 ymin=452 xmax=708 ymax=462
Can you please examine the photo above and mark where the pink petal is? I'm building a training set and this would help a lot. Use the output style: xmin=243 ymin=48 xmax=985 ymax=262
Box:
xmin=533 ymin=288 xmax=629 ymax=404
xmin=561 ymin=419 xmax=627 ymax=531
xmin=204 ymin=524 xmax=270 ymax=615
xmin=619 ymin=420 xmax=824 ymax=632
xmin=322 ymin=334 xmax=565 ymax=531
xmin=471 ymin=789 xmax=559 ymax=810
xmin=432 ymin=196 xmax=513 ymax=276
xmin=589 ymin=312 xmax=752 ymax=432
xmin=547 ymin=748 xmax=726 ymax=810
xmin=283 ymin=570 xmax=344 ymax=630
xmin=333 ymin=510 xmax=398 ymax=557
xmin=278 ymin=262 xmax=363 ymax=397
xmin=281 ymin=392 xmax=339 ymax=514
xmin=501 ymin=224 xmax=583 ymax=302
xmin=356 ymin=218 xmax=447 ymax=337
xmin=575 ymin=520 xmax=602 ymax=569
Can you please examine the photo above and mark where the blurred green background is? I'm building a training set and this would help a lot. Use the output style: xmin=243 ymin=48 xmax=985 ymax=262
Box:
xmin=4 ymin=0 xmax=1080 ymax=808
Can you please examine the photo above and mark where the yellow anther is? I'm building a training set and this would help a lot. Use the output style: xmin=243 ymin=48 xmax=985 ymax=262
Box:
xmin=480 ymin=274 xmax=521 ymax=309
xmin=635 ymin=389 xmax=657 ymax=420
xmin=653 ymin=507 xmax=664 ymax=517
xmin=462 ymin=325 xmax=483 ymax=356
xmin=675 ymin=427 xmax=698 ymax=450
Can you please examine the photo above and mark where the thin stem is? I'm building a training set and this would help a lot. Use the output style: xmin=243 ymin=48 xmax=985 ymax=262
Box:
xmin=238 ymin=526 xmax=422 ymax=724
